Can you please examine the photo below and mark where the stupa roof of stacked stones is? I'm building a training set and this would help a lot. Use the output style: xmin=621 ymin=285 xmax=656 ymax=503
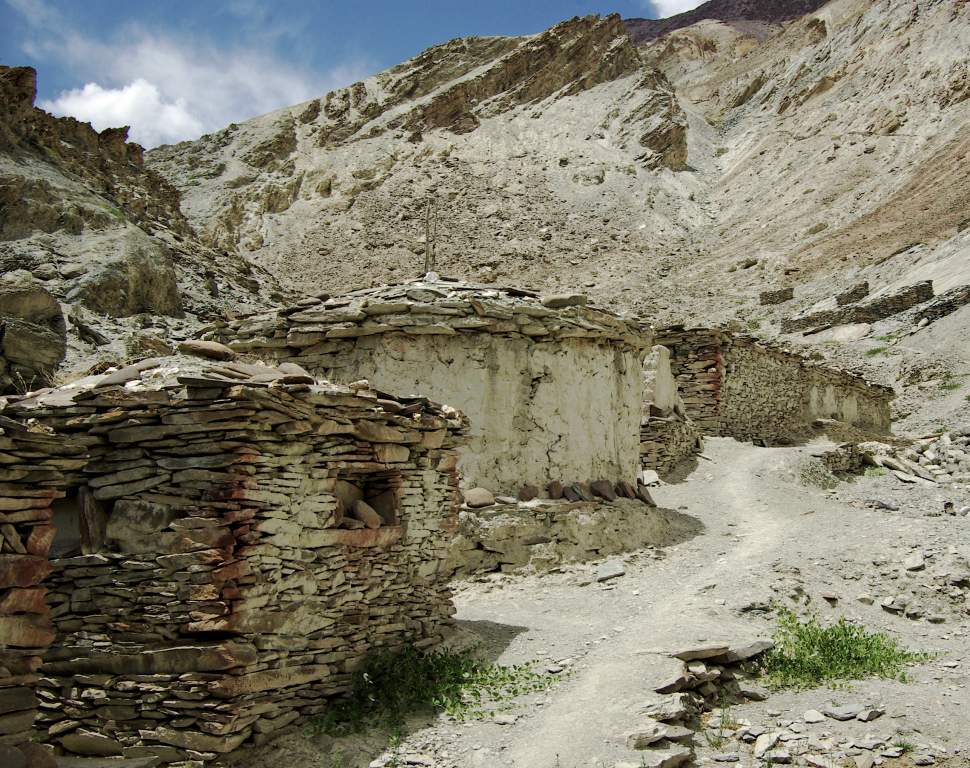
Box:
xmin=221 ymin=276 xmax=651 ymax=349
xmin=5 ymin=353 xmax=470 ymax=426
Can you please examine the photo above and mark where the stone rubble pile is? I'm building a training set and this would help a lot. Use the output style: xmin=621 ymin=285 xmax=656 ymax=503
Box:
xmin=1 ymin=358 xmax=470 ymax=763
xmin=611 ymin=642 xmax=775 ymax=768
xmin=0 ymin=418 xmax=66 ymax=759
xmin=448 ymin=496 xmax=666 ymax=577
xmin=862 ymin=425 xmax=970 ymax=487
xmin=781 ymin=281 xmax=934 ymax=334
xmin=655 ymin=327 xmax=894 ymax=444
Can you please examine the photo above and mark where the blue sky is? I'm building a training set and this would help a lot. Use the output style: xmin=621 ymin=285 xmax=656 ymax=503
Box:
xmin=1 ymin=0 xmax=705 ymax=148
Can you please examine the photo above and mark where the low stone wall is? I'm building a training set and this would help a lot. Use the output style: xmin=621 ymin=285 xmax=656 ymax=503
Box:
xmin=759 ymin=287 xmax=793 ymax=306
xmin=781 ymin=280 xmax=934 ymax=333
xmin=202 ymin=279 xmax=652 ymax=493
xmin=837 ymin=282 xmax=869 ymax=306
xmin=2 ymin=360 xmax=468 ymax=762
xmin=640 ymin=415 xmax=701 ymax=475
xmin=656 ymin=327 xmax=894 ymax=443
xmin=917 ymin=283 xmax=970 ymax=325
xmin=811 ymin=443 xmax=864 ymax=474
xmin=448 ymin=498 xmax=667 ymax=577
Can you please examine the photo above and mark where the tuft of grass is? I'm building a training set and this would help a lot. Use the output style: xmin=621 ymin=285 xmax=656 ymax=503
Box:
xmin=865 ymin=347 xmax=888 ymax=357
xmin=892 ymin=739 xmax=916 ymax=753
xmin=863 ymin=465 xmax=887 ymax=477
xmin=941 ymin=382 xmax=963 ymax=390
xmin=310 ymin=636 xmax=562 ymax=736
xmin=703 ymin=695 xmax=738 ymax=749
xmin=761 ymin=607 xmax=936 ymax=689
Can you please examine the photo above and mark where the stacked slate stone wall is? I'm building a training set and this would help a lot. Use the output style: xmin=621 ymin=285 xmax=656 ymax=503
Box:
xmin=639 ymin=415 xmax=701 ymax=475
xmin=781 ymin=280 xmax=934 ymax=333
xmin=197 ymin=280 xmax=652 ymax=493
xmin=759 ymin=287 xmax=793 ymax=306
xmin=655 ymin=328 xmax=894 ymax=442
xmin=916 ymin=284 xmax=970 ymax=325
xmin=0 ymin=424 xmax=67 ymax=755
xmin=1 ymin=367 xmax=468 ymax=763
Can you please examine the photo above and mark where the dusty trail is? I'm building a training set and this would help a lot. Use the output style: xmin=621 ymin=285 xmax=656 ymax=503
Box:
xmin=452 ymin=440 xmax=816 ymax=768
xmin=449 ymin=439 xmax=969 ymax=768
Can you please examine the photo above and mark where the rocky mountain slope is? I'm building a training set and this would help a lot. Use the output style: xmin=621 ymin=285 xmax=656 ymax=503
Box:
xmin=623 ymin=0 xmax=830 ymax=44
xmin=0 ymin=66 xmax=290 ymax=388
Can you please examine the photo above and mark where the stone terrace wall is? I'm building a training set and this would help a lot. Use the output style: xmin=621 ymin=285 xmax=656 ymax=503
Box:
xmin=202 ymin=280 xmax=652 ymax=493
xmin=781 ymin=280 xmax=933 ymax=333
xmin=656 ymin=328 xmax=894 ymax=442
xmin=2 ymin=362 xmax=469 ymax=762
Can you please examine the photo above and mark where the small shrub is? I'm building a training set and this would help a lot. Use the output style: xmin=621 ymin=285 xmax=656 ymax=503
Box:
xmin=863 ymin=465 xmax=887 ymax=477
xmin=761 ymin=607 xmax=935 ymax=689
xmin=311 ymin=636 xmax=562 ymax=735
xmin=865 ymin=347 xmax=888 ymax=357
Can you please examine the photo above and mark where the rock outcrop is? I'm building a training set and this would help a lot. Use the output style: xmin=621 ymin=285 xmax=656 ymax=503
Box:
xmin=0 ymin=283 xmax=66 ymax=392
xmin=0 ymin=66 xmax=288 ymax=333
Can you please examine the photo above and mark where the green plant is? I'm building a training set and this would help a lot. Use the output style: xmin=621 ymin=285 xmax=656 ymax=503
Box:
xmin=310 ymin=636 xmax=562 ymax=736
xmin=863 ymin=465 xmax=887 ymax=477
xmin=874 ymin=334 xmax=898 ymax=342
xmin=761 ymin=606 xmax=936 ymax=689
xmin=892 ymin=739 xmax=916 ymax=754
xmin=865 ymin=347 xmax=888 ymax=357
xmin=703 ymin=695 xmax=738 ymax=749
xmin=941 ymin=382 xmax=963 ymax=390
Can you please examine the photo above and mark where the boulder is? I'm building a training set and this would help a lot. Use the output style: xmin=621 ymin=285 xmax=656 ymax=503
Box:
xmin=464 ymin=488 xmax=495 ymax=508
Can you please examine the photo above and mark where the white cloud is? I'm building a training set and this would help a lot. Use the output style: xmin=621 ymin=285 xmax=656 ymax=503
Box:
xmin=40 ymin=79 xmax=204 ymax=148
xmin=641 ymin=0 xmax=709 ymax=18
xmin=9 ymin=0 xmax=371 ymax=147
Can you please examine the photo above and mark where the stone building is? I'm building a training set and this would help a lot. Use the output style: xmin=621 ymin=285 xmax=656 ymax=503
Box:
xmin=203 ymin=279 xmax=653 ymax=494
xmin=0 ymin=358 xmax=468 ymax=762
xmin=655 ymin=327 xmax=894 ymax=442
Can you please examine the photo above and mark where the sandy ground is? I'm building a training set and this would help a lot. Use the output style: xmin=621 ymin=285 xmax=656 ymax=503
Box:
xmin=236 ymin=437 xmax=970 ymax=768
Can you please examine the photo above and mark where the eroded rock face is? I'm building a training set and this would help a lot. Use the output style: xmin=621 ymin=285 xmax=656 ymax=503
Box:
xmin=148 ymin=14 xmax=690 ymax=298
xmin=0 ymin=283 xmax=66 ymax=392
xmin=0 ymin=66 xmax=289 ymax=327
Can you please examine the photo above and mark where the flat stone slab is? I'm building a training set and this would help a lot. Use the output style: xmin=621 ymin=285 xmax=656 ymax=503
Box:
xmin=596 ymin=561 xmax=626 ymax=582
xmin=822 ymin=704 xmax=865 ymax=721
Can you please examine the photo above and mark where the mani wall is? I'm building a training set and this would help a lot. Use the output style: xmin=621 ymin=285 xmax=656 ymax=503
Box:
xmin=655 ymin=327 xmax=894 ymax=443
xmin=198 ymin=278 xmax=653 ymax=494
xmin=0 ymin=358 xmax=468 ymax=763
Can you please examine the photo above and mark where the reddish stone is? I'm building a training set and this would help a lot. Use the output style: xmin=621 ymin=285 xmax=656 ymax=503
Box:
xmin=16 ymin=741 xmax=56 ymax=768
xmin=0 ymin=614 xmax=54 ymax=648
xmin=590 ymin=480 xmax=617 ymax=502
xmin=0 ymin=588 xmax=48 ymax=615
xmin=24 ymin=526 xmax=55 ymax=557
xmin=617 ymin=481 xmax=636 ymax=499
xmin=0 ymin=556 xmax=54 ymax=588
xmin=518 ymin=485 xmax=539 ymax=501
xmin=636 ymin=483 xmax=657 ymax=506
xmin=562 ymin=485 xmax=580 ymax=502
xmin=547 ymin=481 xmax=564 ymax=500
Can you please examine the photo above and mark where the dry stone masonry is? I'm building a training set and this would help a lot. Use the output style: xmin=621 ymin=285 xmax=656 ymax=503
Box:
xmin=0 ymin=422 xmax=64 ymax=758
xmin=781 ymin=280 xmax=934 ymax=333
xmin=655 ymin=327 xmax=894 ymax=443
xmin=195 ymin=278 xmax=653 ymax=493
xmin=640 ymin=345 xmax=701 ymax=475
xmin=0 ymin=358 xmax=469 ymax=763
xmin=0 ymin=284 xmax=66 ymax=395
xmin=758 ymin=287 xmax=793 ymax=306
